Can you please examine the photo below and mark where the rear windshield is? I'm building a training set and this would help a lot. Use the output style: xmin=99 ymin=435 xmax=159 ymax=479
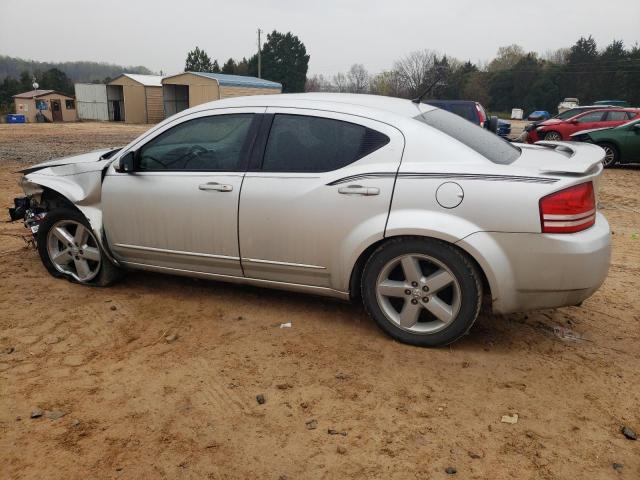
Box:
xmin=415 ymin=108 xmax=520 ymax=165
xmin=426 ymin=101 xmax=477 ymax=123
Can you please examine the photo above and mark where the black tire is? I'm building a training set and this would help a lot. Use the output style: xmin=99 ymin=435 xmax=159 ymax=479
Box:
xmin=544 ymin=131 xmax=562 ymax=141
xmin=597 ymin=142 xmax=619 ymax=168
xmin=361 ymin=237 xmax=482 ymax=347
xmin=36 ymin=208 xmax=121 ymax=287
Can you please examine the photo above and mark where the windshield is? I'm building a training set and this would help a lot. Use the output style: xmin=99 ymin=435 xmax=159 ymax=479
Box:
xmin=415 ymin=108 xmax=520 ymax=165
xmin=555 ymin=108 xmax=584 ymax=120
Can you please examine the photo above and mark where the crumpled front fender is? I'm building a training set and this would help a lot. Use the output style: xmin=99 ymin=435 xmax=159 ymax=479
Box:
xmin=21 ymin=160 xmax=118 ymax=264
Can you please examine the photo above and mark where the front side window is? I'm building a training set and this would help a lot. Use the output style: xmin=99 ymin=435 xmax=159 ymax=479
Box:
xmin=576 ymin=111 xmax=606 ymax=123
xmin=138 ymin=114 xmax=254 ymax=171
xmin=261 ymin=114 xmax=389 ymax=172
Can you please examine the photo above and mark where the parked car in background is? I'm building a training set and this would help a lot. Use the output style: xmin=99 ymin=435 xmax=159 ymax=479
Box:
xmin=7 ymin=93 xmax=611 ymax=347
xmin=527 ymin=111 xmax=550 ymax=121
xmin=523 ymin=105 xmax=615 ymax=140
xmin=571 ymin=118 xmax=640 ymax=167
xmin=594 ymin=100 xmax=629 ymax=108
xmin=424 ymin=100 xmax=499 ymax=133
xmin=497 ymin=119 xmax=511 ymax=138
xmin=558 ymin=97 xmax=579 ymax=113
xmin=528 ymin=108 xmax=640 ymax=143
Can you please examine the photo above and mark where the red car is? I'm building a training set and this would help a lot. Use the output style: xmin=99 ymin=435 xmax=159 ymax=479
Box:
xmin=527 ymin=108 xmax=640 ymax=143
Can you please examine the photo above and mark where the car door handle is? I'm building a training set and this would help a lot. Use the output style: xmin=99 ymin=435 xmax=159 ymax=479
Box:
xmin=198 ymin=182 xmax=233 ymax=192
xmin=338 ymin=184 xmax=380 ymax=196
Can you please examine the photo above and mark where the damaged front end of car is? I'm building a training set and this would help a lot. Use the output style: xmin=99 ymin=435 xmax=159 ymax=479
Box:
xmin=6 ymin=147 xmax=122 ymax=263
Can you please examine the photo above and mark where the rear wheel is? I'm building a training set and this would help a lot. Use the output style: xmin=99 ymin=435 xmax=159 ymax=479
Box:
xmin=361 ymin=237 xmax=482 ymax=347
xmin=37 ymin=208 xmax=120 ymax=286
xmin=544 ymin=131 xmax=562 ymax=141
xmin=598 ymin=142 xmax=618 ymax=168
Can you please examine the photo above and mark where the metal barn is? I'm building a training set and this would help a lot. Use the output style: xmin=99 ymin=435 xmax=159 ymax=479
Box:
xmin=162 ymin=72 xmax=282 ymax=116
xmin=107 ymin=74 xmax=164 ymax=124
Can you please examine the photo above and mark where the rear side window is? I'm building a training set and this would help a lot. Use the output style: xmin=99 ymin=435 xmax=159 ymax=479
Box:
xmin=606 ymin=111 xmax=629 ymax=121
xmin=261 ymin=114 xmax=389 ymax=172
xmin=415 ymin=108 xmax=520 ymax=165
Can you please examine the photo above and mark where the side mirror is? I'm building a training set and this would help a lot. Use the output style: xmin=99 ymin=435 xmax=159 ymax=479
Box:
xmin=116 ymin=151 xmax=136 ymax=173
xmin=569 ymin=119 xmax=579 ymax=124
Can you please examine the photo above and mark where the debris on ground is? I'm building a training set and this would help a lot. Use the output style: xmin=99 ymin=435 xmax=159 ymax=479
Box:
xmin=165 ymin=334 xmax=178 ymax=343
xmin=276 ymin=383 xmax=292 ymax=390
xmin=305 ymin=419 xmax=317 ymax=430
xmin=30 ymin=409 xmax=43 ymax=419
xmin=110 ymin=305 xmax=117 ymax=311
xmin=552 ymin=326 xmax=583 ymax=342
xmin=612 ymin=462 xmax=623 ymax=471
xmin=445 ymin=466 xmax=457 ymax=474
xmin=256 ymin=394 xmax=266 ymax=405
xmin=337 ymin=445 xmax=347 ymax=454
xmin=279 ymin=322 xmax=292 ymax=328
xmin=621 ymin=426 xmax=637 ymax=440
xmin=328 ymin=429 xmax=347 ymax=436
xmin=3 ymin=346 xmax=14 ymax=354
xmin=501 ymin=414 xmax=519 ymax=424
xmin=46 ymin=410 xmax=66 ymax=420
xmin=335 ymin=372 xmax=350 ymax=380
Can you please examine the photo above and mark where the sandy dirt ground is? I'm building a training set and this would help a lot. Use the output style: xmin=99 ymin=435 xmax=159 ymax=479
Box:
xmin=0 ymin=123 xmax=639 ymax=480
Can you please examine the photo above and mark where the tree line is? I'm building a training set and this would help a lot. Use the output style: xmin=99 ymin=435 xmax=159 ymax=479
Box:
xmin=307 ymin=37 xmax=640 ymax=114
xmin=184 ymin=31 xmax=310 ymax=93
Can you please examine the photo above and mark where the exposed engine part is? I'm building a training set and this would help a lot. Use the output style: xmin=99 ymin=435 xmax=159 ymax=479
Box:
xmin=8 ymin=196 xmax=47 ymax=234
xmin=8 ymin=197 xmax=31 ymax=221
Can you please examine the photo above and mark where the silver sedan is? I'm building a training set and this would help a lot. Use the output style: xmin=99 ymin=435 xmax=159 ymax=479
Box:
xmin=9 ymin=93 xmax=611 ymax=347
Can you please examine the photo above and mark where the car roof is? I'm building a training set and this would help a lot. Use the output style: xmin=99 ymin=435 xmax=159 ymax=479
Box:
xmin=189 ymin=93 xmax=436 ymax=120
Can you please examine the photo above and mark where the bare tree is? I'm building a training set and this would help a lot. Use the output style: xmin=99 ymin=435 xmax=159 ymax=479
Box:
xmin=393 ymin=49 xmax=438 ymax=96
xmin=488 ymin=45 xmax=527 ymax=71
xmin=332 ymin=72 xmax=349 ymax=92
xmin=541 ymin=48 xmax=570 ymax=65
xmin=346 ymin=64 xmax=370 ymax=93
xmin=305 ymin=74 xmax=333 ymax=92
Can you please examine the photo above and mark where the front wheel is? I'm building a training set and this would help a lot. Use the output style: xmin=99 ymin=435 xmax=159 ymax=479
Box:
xmin=544 ymin=131 xmax=562 ymax=141
xmin=361 ymin=237 xmax=482 ymax=347
xmin=37 ymin=208 xmax=121 ymax=286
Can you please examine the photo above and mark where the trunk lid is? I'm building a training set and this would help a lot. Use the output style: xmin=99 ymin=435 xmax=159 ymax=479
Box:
xmin=515 ymin=141 xmax=605 ymax=175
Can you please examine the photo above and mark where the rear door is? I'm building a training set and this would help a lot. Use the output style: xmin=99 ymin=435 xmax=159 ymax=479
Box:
xmin=238 ymin=109 xmax=404 ymax=292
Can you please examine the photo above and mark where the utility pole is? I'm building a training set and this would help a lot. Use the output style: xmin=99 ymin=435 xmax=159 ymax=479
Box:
xmin=257 ymin=28 xmax=262 ymax=78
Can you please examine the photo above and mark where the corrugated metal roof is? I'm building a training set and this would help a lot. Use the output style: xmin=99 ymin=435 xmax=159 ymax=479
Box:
xmin=120 ymin=74 xmax=163 ymax=87
xmin=186 ymin=72 xmax=282 ymax=89
xmin=13 ymin=89 xmax=55 ymax=98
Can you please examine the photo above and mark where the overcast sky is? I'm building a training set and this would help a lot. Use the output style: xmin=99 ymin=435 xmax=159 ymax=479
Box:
xmin=1 ymin=0 xmax=639 ymax=77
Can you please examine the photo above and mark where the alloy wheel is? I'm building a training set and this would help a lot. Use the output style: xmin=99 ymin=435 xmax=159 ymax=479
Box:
xmin=544 ymin=131 xmax=562 ymax=141
xmin=375 ymin=253 xmax=461 ymax=334
xmin=601 ymin=145 xmax=616 ymax=167
xmin=46 ymin=220 xmax=101 ymax=282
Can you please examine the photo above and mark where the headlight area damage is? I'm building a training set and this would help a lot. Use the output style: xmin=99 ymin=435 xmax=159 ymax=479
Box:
xmin=6 ymin=148 xmax=121 ymax=264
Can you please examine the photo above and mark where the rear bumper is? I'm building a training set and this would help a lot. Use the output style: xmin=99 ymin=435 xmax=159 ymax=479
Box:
xmin=457 ymin=213 xmax=611 ymax=314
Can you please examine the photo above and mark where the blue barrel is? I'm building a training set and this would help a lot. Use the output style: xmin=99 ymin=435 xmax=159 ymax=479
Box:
xmin=7 ymin=114 xmax=26 ymax=124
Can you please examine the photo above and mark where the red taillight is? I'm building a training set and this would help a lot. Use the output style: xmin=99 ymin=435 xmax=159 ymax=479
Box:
xmin=476 ymin=103 xmax=487 ymax=126
xmin=539 ymin=182 xmax=596 ymax=233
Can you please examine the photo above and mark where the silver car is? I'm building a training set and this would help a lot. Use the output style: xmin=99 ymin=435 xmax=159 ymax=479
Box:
xmin=9 ymin=93 xmax=611 ymax=347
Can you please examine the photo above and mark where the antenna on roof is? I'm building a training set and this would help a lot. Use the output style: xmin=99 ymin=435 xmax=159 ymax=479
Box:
xmin=411 ymin=69 xmax=446 ymax=104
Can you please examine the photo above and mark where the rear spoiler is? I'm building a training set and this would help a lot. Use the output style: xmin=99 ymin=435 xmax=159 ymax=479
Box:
xmin=533 ymin=141 xmax=605 ymax=174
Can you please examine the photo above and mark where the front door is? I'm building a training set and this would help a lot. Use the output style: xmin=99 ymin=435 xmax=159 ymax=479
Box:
xmin=112 ymin=101 xmax=121 ymax=122
xmin=102 ymin=108 xmax=263 ymax=276
xmin=238 ymin=109 xmax=404 ymax=293
xmin=51 ymin=100 xmax=63 ymax=122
